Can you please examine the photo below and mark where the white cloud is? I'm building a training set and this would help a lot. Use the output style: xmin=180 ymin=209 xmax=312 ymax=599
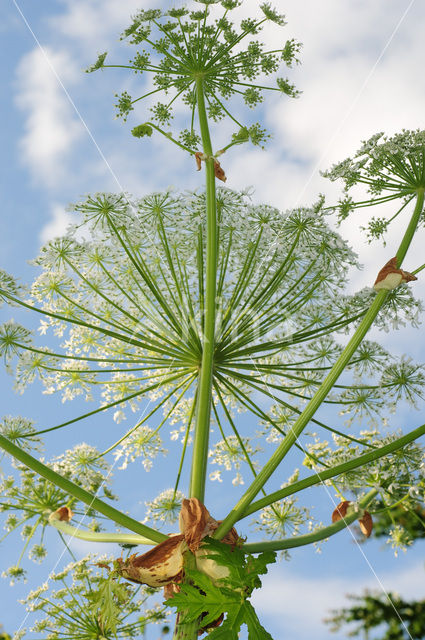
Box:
xmin=253 ymin=561 xmax=425 ymax=639
xmin=244 ymin=0 xmax=425 ymax=201
xmin=48 ymin=0 xmax=148 ymax=52
xmin=15 ymin=47 xmax=83 ymax=188
xmin=40 ymin=204 xmax=74 ymax=243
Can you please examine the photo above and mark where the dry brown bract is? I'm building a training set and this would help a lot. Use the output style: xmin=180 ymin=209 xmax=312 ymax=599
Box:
xmin=179 ymin=498 xmax=218 ymax=553
xmin=331 ymin=500 xmax=350 ymax=523
xmin=115 ymin=498 xmax=239 ymax=589
xmin=331 ymin=500 xmax=373 ymax=538
xmin=117 ymin=534 xmax=186 ymax=588
xmin=194 ymin=152 xmax=227 ymax=182
xmin=358 ymin=511 xmax=373 ymax=538
xmin=49 ymin=506 xmax=73 ymax=522
xmin=373 ymin=257 xmax=417 ymax=291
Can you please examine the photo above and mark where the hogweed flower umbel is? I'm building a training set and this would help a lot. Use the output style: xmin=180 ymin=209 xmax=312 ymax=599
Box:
xmin=323 ymin=129 xmax=425 ymax=241
xmin=87 ymin=2 xmax=301 ymax=154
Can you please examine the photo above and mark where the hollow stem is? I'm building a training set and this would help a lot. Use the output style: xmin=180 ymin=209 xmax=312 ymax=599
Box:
xmin=240 ymin=423 xmax=425 ymax=519
xmin=189 ymin=78 xmax=217 ymax=501
xmin=214 ymin=191 xmax=425 ymax=540
xmin=172 ymin=550 xmax=200 ymax=640
xmin=48 ymin=515 xmax=154 ymax=546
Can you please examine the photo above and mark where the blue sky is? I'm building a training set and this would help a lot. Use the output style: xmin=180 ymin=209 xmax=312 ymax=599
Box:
xmin=1 ymin=1 xmax=425 ymax=638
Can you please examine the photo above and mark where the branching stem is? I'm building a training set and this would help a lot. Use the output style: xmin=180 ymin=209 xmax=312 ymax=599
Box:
xmin=48 ymin=516 xmax=154 ymax=546
xmin=241 ymin=423 xmax=425 ymax=519
xmin=0 ymin=434 xmax=166 ymax=544
xmin=243 ymin=489 xmax=378 ymax=552
xmin=214 ymin=190 xmax=425 ymax=539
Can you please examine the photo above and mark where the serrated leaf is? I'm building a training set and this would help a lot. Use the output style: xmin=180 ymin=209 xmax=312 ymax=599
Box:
xmin=207 ymin=602 xmax=274 ymax=640
xmin=165 ymin=569 xmax=241 ymax=628
xmin=199 ymin=540 xmax=277 ymax=596
xmin=244 ymin=601 xmax=275 ymax=640
xmin=245 ymin=550 xmax=277 ymax=592
xmin=207 ymin=606 xmax=245 ymax=639
xmin=165 ymin=546 xmax=276 ymax=638
xmin=202 ymin=538 xmax=246 ymax=570
xmin=85 ymin=576 xmax=131 ymax=634
xmin=249 ymin=550 xmax=277 ymax=576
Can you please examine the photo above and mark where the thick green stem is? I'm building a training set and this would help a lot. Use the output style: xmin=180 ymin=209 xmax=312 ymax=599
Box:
xmin=48 ymin=514 xmax=154 ymax=546
xmin=172 ymin=551 xmax=200 ymax=640
xmin=214 ymin=192 xmax=424 ymax=540
xmin=241 ymin=423 xmax=425 ymax=519
xmin=0 ymin=434 xmax=166 ymax=544
xmin=243 ymin=489 xmax=378 ymax=553
xmin=189 ymin=78 xmax=217 ymax=501
xmin=396 ymin=188 xmax=424 ymax=264
xmin=172 ymin=616 xmax=200 ymax=640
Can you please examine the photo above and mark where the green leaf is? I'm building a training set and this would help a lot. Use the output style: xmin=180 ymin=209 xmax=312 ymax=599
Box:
xmin=200 ymin=538 xmax=246 ymax=585
xmin=207 ymin=605 xmax=246 ymax=639
xmin=166 ymin=550 xmax=276 ymax=638
xmin=85 ymin=574 xmax=131 ymax=634
xmin=165 ymin=569 xmax=241 ymax=628
xmin=245 ymin=550 xmax=277 ymax=592
xmin=244 ymin=601 xmax=275 ymax=640
xmin=199 ymin=539 xmax=276 ymax=594
xmin=207 ymin=602 xmax=274 ymax=640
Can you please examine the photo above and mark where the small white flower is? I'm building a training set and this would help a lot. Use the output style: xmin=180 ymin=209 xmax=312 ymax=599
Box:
xmin=408 ymin=485 xmax=420 ymax=498
xmin=114 ymin=426 xmax=166 ymax=471
xmin=38 ymin=320 xmax=49 ymax=335
xmin=209 ymin=470 xmax=222 ymax=482
xmin=232 ymin=472 xmax=244 ymax=486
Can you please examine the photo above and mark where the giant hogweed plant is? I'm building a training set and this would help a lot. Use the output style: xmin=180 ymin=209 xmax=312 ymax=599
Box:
xmin=1 ymin=2 xmax=425 ymax=639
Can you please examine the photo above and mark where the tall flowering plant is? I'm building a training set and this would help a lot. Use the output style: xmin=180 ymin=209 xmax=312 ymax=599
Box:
xmin=1 ymin=3 xmax=425 ymax=639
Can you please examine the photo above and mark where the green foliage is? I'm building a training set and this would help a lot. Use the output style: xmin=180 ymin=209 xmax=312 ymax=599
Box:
xmin=85 ymin=51 xmax=107 ymax=73
xmin=166 ymin=541 xmax=276 ymax=638
xmin=20 ymin=556 xmax=169 ymax=638
xmin=372 ymin=501 xmax=425 ymax=541
xmin=131 ymin=123 xmax=153 ymax=138
xmin=326 ymin=591 xmax=425 ymax=640
xmin=85 ymin=568 xmax=133 ymax=634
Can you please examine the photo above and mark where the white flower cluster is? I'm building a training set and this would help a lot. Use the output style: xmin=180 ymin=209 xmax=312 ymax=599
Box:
xmin=51 ymin=443 xmax=112 ymax=494
xmin=209 ymin=435 xmax=261 ymax=485
xmin=143 ymin=489 xmax=185 ymax=527
xmin=304 ymin=429 xmax=425 ymax=507
xmin=114 ymin=425 xmax=167 ymax=470
xmin=0 ymin=415 xmax=43 ymax=452
xmin=18 ymin=554 xmax=169 ymax=638
xmin=253 ymin=496 xmax=310 ymax=540
xmin=322 ymin=129 xmax=425 ymax=237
